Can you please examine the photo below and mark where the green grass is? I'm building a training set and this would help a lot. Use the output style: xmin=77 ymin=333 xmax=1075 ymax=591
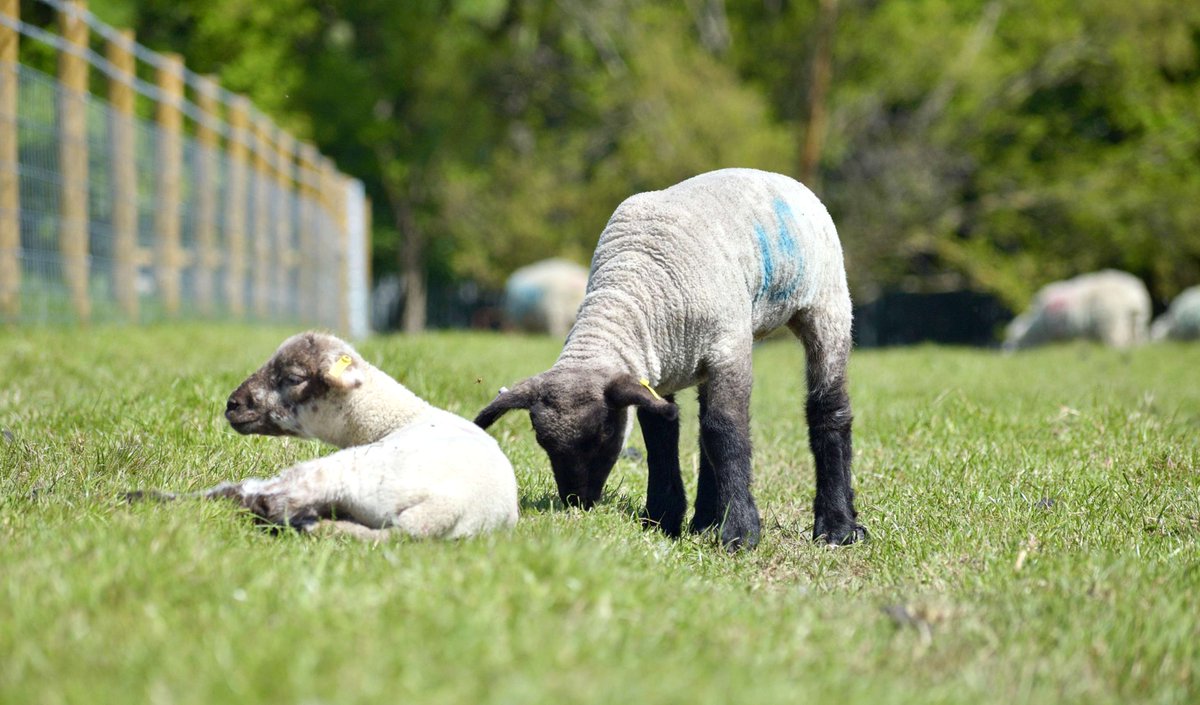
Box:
xmin=2 ymin=324 xmax=1198 ymax=704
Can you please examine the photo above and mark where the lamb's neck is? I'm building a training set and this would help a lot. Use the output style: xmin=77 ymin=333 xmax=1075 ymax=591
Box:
xmin=556 ymin=291 xmax=657 ymax=381
xmin=327 ymin=365 xmax=432 ymax=448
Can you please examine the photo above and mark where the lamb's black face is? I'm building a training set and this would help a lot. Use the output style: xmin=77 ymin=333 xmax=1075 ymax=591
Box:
xmin=529 ymin=392 xmax=628 ymax=508
xmin=224 ymin=333 xmax=337 ymax=437
xmin=473 ymin=368 xmax=678 ymax=509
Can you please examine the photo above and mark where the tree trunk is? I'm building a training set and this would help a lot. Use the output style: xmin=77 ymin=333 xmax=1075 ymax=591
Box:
xmin=375 ymin=136 xmax=428 ymax=333
xmin=395 ymin=197 xmax=426 ymax=333
xmin=799 ymin=0 xmax=838 ymax=189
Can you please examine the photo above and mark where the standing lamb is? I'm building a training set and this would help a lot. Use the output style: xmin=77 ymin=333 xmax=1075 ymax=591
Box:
xmin=133 ymin=332 xmax=519 ymax=539
xmin=1004 ymin=270 xmax=1151 ymax=350
xmin=504 ymin=258 xmax=590 ymax=338
xmin=475 ymin=168 xmax=864 ymax=551
xmin=1151 ymin=285 xmax=1200 ymax=341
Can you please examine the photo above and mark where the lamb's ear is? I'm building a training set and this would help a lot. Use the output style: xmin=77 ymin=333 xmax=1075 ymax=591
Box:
xmin=474 ymin=378 xmax=541 ymax=429
xmin=605 ymin=374 xmax=678 ymax=420
xmin=321 ymin=352 xmax=365 ymax=390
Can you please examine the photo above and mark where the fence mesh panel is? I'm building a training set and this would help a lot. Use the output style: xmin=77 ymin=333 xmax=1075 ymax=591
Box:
xmin=1 ymin=21 xmax=368 ymax=335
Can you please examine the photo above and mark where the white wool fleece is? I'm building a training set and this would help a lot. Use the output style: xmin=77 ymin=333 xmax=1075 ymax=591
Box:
xmin=559 ymin=168 xmax=850 ymax=393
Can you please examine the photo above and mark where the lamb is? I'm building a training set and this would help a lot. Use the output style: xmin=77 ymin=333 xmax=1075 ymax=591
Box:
xmin=132 ymin=331 xmax=519 ymax=539
xmin=1151 ymin=285 xmax=1200 ymax=341
xmin=1003 ymin=270 xmax=1151 ymax=350
xmin=504 ymin=258 xmax=590 ymax=338
xmin=475 ymin=168 xmax=865 ymax=551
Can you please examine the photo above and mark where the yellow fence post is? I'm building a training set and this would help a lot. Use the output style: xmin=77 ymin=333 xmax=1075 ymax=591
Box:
xmin=0 ymin=0 xmax=19 ymax=321
xmin=295 ymin=143 xmax=317 ymax=317
xmin=274 ymin=127 xmax=295 ymax=318
xmin=225 ymin=95 xmax=248 ymax=317
xmin=154 ymin=53 xmax=184 ymax=316
xmin=362 ymin=193 xmax=372 ymax=310
xmin=326 ymin=161 xmax=350 ymax=336
xmin=251 ymin=114 xmax=270 ymax=318
xmin=194 ymin=74 xmax=219 ymax=316
xmin=106 ymin=28 xmax=137 ymax=320
xmin=58 ymin=0 xmax=90 ymax=321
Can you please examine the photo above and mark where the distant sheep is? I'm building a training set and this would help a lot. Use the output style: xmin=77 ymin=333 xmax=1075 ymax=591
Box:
xmin=134 ymin=332 xmax=519 ymax=540
xmin=504 ymin=258 xmax=589 ymax=338
xmin=1004 ymin=270 xmax=1151 ymax=350
xmin=1151 ymin=286 xmax=1200 ymax=341
xmin=476 ymin=168 xmax=865 ymax=551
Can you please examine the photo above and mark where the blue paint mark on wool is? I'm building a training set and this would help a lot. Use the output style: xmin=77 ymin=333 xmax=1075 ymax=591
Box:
xmin=754 ymin=223 xmax=774 ymax=302
xmin=754 ymin=198 xmax=806 ymax=303
xmin=769 ymin=198 xmax=804 ymax=302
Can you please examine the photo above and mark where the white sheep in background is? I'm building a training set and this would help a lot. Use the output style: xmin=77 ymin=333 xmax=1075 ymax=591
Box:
xmin=1151 ymin=285 xmax=1200 ymax=341
xmin=1003 ymin=270 xmax=1151 ymax=350
xmin=504 ymin=258 xmax=589 ymax=338
xmin=132 ymin=332 xmax=519 ymax=540
xmin=476 ymin=168 xmax=865 ymax=551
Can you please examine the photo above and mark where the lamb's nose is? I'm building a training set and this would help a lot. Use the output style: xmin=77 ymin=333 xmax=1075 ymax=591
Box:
xmin=226 ymin=397 xmax=242 ymax=413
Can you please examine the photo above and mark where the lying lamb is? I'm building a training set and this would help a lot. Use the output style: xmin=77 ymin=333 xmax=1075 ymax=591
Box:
xmin=504 ymin=258 xmax=590 ymax=338
xmin=1004 ymin=270 xmax=1151 ymax=350
xmin=476 ymin=168 xmax=865 ymax=551
xmin=133 ymin=331 xmax=519 ymax=539
xmin=1151 ymin=285 xmax=1200 ymax=342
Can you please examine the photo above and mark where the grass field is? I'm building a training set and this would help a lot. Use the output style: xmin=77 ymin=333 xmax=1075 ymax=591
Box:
xmin=1 ymin=324 xmax=1198 ymax=704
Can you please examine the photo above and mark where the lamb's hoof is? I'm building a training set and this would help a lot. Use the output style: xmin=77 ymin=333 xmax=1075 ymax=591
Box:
xmin=639 ymin=506 xmax=684 ymax=538
xmin=123 ymin=489 xmax=177 ymax=504
xmin=813 ymin=519 xmax=868 ymax=546
xmin=719 ymin=513 xmax=762 ymax=553
xmin=720 ymin=525 xmax=761 ymax=553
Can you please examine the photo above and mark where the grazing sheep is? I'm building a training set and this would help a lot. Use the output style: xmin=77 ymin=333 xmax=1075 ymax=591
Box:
xmin=504 ymin=258 xmax=590 ymax=338
xmin=475 ymin=168 xmax=864 ymax=551
xmin=134 ymin=332 xmax=519 ymax=539
xmin=1004 ymin=270 xmax=1151 ymax=350
xmin=1151 ymin=286 xmax=1200 ymax=341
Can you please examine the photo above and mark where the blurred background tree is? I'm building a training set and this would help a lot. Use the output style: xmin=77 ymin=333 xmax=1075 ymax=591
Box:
xmin=105 ymin=0 xmax=1200 ymax=329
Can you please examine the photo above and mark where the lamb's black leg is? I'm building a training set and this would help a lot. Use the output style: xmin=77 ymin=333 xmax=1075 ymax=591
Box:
xmin=638 ymin=396 xmax=686 ymax=537
xmin=690 ymin=386 xmax=721 ymax=533
xmin=807 ymin=380 xmax=864 ymax=545
xmin=695 ymin=366 xmax=761 ymax=552
xmin=792 ymin=311 xmax=866 ymax=545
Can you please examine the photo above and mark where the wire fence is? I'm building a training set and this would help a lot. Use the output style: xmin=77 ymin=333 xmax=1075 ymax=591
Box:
xmin=0 ymin=0 xmax=370 ymax=335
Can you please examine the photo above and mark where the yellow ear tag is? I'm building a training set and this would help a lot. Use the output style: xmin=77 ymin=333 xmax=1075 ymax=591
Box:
xmin=329 ymin=354 xmax=353 ymax=380
xmin=639 ymin=378 xmax=663 ymax=401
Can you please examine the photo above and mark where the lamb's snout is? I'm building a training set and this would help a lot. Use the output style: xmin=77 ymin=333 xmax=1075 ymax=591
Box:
xmin=224 ymin=381 xmax=281 ymax=436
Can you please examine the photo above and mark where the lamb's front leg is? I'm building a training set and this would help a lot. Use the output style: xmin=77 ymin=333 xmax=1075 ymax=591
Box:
xmin=204 ymin=459 xmax=339 ymax=530
xmin=695 ymin=364 xmax=761 ymax=552
xmin=638 ymin=395 xmax=686 ymax=537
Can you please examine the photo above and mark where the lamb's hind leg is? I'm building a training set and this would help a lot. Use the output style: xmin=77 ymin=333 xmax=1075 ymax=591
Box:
xmin=790 ymin=309 xmax=867 ymax=545
xmin=690 ymin=386 xmax=720 ymax=535
xmin=306 ymin=520 xmax=396 ymax=541
xmin=693 ymin=356 xmax=761 ymax=552
xmin=638 ymin=395 xmax=686 ymax=537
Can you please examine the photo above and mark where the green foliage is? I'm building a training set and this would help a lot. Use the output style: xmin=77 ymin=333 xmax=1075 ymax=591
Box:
xmin=2 ymin=326 xmax=1199 ymax=703
xmin=440 ymin=2 xmax=793 ymax=286
xmin=83 ymin=0 xmax=1200 ymax=310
